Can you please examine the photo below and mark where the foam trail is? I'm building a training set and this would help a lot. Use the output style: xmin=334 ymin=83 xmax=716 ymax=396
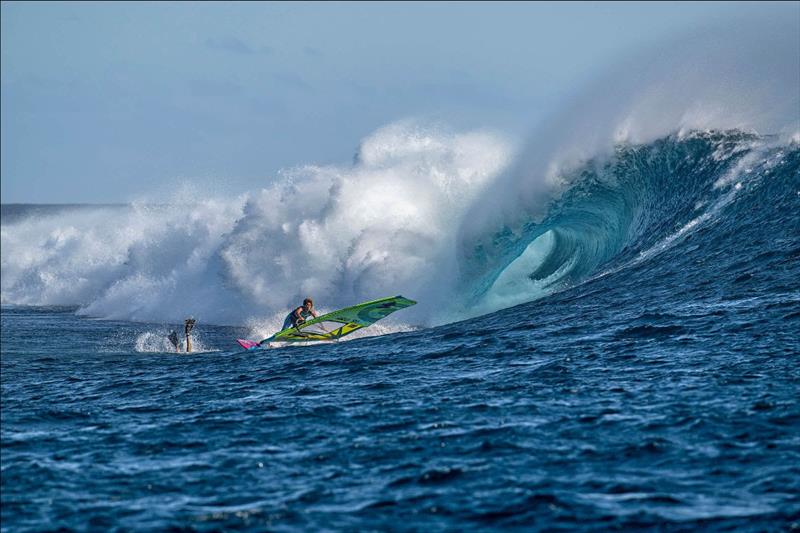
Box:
xmin=132 ymin=330 xmax=217 ymax=354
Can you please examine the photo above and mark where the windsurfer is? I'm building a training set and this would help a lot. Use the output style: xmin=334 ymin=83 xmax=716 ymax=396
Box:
xmin=282 ymin=298 xmax=318 ymax=330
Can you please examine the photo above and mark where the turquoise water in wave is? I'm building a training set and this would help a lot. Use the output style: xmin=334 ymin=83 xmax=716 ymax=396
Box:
xmin=2 ymin=131 xmax=800 ymax=530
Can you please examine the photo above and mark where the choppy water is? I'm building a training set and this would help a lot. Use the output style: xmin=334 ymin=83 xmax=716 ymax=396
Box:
xmin=2 ymin=130 xmax=800 ymax=531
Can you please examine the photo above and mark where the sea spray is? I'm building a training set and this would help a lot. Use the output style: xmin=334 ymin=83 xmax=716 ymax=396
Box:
xmin=1 ymin=123 xmax=512 ymax=327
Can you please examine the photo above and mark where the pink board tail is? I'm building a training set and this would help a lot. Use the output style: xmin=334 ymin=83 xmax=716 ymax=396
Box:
xmin=237 ymin=339 xmax=260 ymax=350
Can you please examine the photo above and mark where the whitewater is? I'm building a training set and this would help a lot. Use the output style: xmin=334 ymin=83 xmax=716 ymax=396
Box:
xmin=2 ymin=13 xmax=800 ymax=532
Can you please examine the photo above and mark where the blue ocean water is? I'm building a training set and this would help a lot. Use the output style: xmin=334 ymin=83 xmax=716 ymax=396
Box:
xmin=2 ymin=131 xmax=800 ymax=531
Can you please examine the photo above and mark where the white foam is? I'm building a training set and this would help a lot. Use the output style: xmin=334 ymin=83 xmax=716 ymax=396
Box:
xmin=1 ymin=122 xmax=512 ymax=327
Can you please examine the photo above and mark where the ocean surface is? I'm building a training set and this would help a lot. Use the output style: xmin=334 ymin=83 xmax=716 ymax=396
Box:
xmin=2 ymin=130 xmax=800 ymax=531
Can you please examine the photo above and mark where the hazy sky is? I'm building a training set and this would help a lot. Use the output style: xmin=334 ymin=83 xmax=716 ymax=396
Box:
xmin=0 ymin=1 xmax=786 ymax=203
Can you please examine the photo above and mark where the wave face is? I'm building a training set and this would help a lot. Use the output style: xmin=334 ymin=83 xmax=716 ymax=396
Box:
xmin=458 ymin=131 xmax=800 ymax=316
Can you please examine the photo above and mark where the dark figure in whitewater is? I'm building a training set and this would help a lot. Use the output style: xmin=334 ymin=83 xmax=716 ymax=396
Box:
xmin=168 ymin=318 xmax=196 ymax=353
xmin=282 ymin=298 xmax=318 ymax=330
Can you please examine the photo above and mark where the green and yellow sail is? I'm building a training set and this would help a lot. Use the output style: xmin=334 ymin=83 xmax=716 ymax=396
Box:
xmin=264 ymin=295 xmax=417 ymax=343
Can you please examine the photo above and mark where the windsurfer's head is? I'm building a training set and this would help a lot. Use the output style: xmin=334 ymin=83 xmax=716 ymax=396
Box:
xmin=303 ymin=298 xmax=313 ymax=309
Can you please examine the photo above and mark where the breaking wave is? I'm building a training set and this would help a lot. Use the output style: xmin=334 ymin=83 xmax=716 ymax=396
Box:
xmin=2 ymin=13 xmax=798 ymax=331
